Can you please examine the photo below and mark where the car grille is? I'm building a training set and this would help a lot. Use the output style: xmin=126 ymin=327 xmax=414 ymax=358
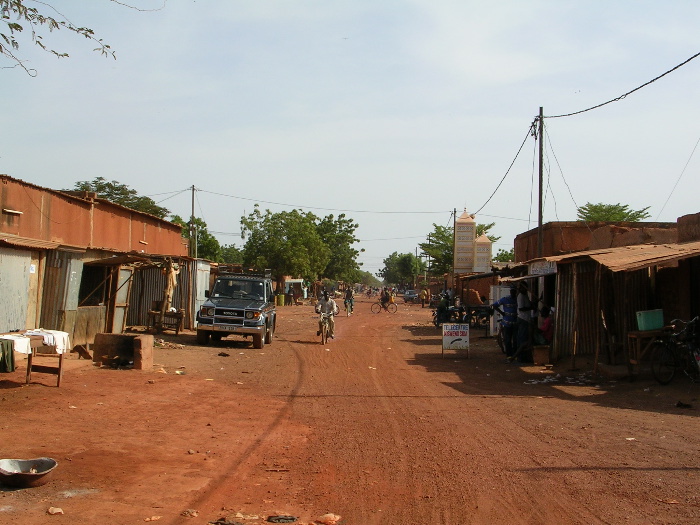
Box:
xmin=213 ymin=308 xmax=245 ymax=325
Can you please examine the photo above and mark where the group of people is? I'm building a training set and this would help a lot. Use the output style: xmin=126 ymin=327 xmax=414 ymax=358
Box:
xmin=491 ymin=281 xmax=553 ymax=363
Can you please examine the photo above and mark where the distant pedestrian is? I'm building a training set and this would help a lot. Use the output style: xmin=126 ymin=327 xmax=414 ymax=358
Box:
xmin=420 ymin=289 xmax=428 ymax=308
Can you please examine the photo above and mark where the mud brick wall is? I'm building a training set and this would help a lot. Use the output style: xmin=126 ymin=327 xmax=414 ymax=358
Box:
xmin=92 ymin=333 xmax=154 ymax=370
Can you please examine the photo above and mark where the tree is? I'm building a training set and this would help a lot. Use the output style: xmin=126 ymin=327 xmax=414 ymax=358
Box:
xmin=171 ymin=215 xmax=222 ymax=262
xmin=68 ymin=177 xmax=170 ymax=219
xmin=477 ymin=222 xmax=500 ymax=243
xmin=315 ymin=213 xmax=363 ymax=283
xmin=493 ymin=248 xmax=514 ymax=262
xmin=240 ymin=205 xmax=331 ymax=286
xmin=1 ymin=0 xmax=115 ymax=75
xmin=576 ymin=202 xmax=651 ymax=222
xmin=377 ymin=252 xmax=425 ymax=287
xmin=358 ymin=270 xmax=382 ymax=288
xmin=220 ymin=244 xmax=243 ymax=264
xmin=419 ymin=225 xmax=454 ymax=276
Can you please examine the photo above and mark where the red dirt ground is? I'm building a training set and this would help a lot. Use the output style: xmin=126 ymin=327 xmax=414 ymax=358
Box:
xmin=1 ymin=296 xmax=699 ymax=525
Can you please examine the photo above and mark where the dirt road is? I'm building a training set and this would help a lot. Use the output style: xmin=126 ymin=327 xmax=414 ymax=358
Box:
xmin=1 ymin=297 xmax=699 ymax=524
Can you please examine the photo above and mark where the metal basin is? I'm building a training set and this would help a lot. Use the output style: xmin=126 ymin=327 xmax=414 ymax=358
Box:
xmin=0 ymin=458 xmax=57 ymax=488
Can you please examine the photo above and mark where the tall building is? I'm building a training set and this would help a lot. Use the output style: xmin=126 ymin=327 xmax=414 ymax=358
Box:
xmin=453 ymin=210 xmax=492 ymax=274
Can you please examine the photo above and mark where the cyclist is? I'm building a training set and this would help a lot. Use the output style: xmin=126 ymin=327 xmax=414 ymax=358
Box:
xmin=316 ymin=290 xmax=339 ymax=338
xmin=344 ymin=287 xmax=354 ymax=315
xmin=380 ymin=287 xmax=391 ymax=310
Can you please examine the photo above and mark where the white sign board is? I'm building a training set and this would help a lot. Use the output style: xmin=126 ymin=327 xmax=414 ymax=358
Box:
xmin=529 ymin=260 xmax=557 ymax=275
xmin=442 ymin=323 xmax=469 ymax=357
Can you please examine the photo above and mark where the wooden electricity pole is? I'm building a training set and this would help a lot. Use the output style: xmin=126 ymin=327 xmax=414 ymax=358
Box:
xmin=538 ymin=106 xmax=544 ymax=258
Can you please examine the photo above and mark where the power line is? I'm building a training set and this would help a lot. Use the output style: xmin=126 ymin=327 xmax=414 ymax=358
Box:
xmin=546 ymin=51 xmax=700 ymax=119
xmin=473 ymin=121 xmax=536 ymax=215
xmin=199 ymin=190 xmax=450 ymax=215
xmin=656 ymin=136 xmax=700 ymax=220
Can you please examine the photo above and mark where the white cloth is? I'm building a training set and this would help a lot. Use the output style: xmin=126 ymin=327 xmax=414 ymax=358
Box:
xmin=42 ymin=330 xmax=71 ymax=354
xmin=22 ymin=329 xmax=71 ymax=354
xmin=0 ymin=334 xmax=32 ymax=354
xmin=24 ymin=329 xmax=55 ymax=346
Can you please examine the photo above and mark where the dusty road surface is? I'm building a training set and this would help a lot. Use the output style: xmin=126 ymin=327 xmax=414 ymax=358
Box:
xmin=1 ymin=297 xmax=699 ymax=525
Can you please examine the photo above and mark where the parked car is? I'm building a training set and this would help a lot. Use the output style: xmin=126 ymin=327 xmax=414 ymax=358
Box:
xmin=403 ymin=290 xmax=419 ymax=303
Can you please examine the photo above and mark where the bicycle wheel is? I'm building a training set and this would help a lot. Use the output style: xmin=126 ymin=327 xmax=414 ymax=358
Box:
xmin=681 ymin=348 xmax=700 ymax=382
xmin=651 ymin=342 xmax=676 ymax=385
xmin=387 ymin=303 xmax=397 ymax=314
xmin=496 ymin=327 xmax=505 ymax=354
xmin=371 ymin=302 xmax=382 ymax=314
xmin=321 ymin=322 xmax=328 ymax=344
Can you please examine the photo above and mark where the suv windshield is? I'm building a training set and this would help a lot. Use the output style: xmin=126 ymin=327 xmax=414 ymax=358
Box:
xmin=211 ymin=279 xmax=265 ymax=301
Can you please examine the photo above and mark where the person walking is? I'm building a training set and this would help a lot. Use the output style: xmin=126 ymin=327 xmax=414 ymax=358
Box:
xmin=344 ymin=287 xmax=355 ymax=315
xmin=420 ymin=289 xmax=428 ymax=308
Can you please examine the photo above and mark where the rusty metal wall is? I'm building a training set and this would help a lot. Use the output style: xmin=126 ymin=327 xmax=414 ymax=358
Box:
xmin=127 ymin=259 xmax=194 ymax=329
xmin=0 ymin=247 xmax=32 ymax=332
xmin=40 ymin=250 xmax=84 ymax=332
xmin=553 ymin=261 xmax=655 ymax=364
xmin=73 ymin=306 xmax=107 ymax=346
xmin=552 ymin=264 xmax=574 ymax=361
xmin=192 ymin=260 xmax=211 ymax=330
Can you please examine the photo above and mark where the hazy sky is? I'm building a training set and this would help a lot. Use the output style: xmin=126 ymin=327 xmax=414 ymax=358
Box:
xmin=3 ymin=1 xmax=700 ymax=274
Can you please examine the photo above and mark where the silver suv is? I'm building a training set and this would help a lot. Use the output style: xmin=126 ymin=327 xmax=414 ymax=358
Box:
xmin=196 ymin=272 xmax=276 ymax=349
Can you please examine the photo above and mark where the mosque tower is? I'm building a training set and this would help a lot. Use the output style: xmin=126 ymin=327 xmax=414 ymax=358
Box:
xmin=453 ymin=209 xmax=492 ymax=274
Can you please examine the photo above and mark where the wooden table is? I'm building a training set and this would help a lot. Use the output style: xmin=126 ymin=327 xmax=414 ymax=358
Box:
xmin=627 ymin=329 xmax=664 ymax=377
xmin=148 ymin=310 xmax=184 ymax=335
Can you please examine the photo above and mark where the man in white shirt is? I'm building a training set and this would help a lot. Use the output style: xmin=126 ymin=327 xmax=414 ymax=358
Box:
xmin=315 ymin=290 xmax=339 ymax=339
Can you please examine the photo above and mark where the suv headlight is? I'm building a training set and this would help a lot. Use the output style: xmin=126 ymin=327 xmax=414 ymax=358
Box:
xmin=245 ymin=311 xmax=261 ymax=319
xmin=201 ymin=307 xmax=215 ymax=316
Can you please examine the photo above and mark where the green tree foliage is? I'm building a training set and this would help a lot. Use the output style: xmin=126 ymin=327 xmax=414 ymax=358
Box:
xmin=378 ymin=252 xmax=425 ymax=287
xmin=315 ymin=213 xmax=363 ymax=283
xmin=576 ymin=202 xmax=651 ymax=222
xmin=493 ymin=248 xmax=514 ymax=262
xmin=220 ymin=244 xmax=243 ymax=264
xmin=358 ymin=270 xmax=382 ymax=288
xmin=477 ymin=222 xmax=500 ymax=243
xmin=419 ymin=225 xmax=453 ymax=276
xmin=419 ymin=222 xmax=500 ymax=275
xmin=69 ymin=177 xmax=170 ymax=219
xmin=1 ymin=0 xmax=115 ymax=75
xmin=171 ymin=215 xmax=222 ymax=262
xmin=240 ymin=206 xmax=331 ymax=284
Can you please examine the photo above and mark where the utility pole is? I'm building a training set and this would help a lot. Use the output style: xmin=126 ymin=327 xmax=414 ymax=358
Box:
xmin=537 ymin=106 xmax=544 ymax=258
xmin=190 ymin=185 xmax=197 ymax=259
xmin=450 ymin=208 xmax=456 ymax=292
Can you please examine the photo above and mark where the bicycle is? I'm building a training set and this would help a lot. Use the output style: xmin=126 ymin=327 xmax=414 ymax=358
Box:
xmin=319 ymin=312 xmax=333 ymax=344
xmin=371 ymin=300 xmax=397 ymax=314
xmin=650 ymin=316 xmax=700 ymax=384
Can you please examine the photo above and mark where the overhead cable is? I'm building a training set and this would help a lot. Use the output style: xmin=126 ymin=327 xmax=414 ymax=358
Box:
xmin=656 ymin=136 xmax=700 ymax=219
xmin=546 ymin=50 xmax=700 ymax=119
xmin=473 ymin=121 xmax=537 ymax=216
xmin=199 ymin=189 xmax=451 ymax=215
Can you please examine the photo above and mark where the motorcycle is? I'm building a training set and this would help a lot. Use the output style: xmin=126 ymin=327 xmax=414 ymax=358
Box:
xmin=432 ymin=306 xmax=464 ymax=327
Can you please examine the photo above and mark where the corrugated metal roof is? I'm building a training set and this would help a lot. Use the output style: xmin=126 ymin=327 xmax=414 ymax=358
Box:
xmin=0 ymin=235 xmax=60 ymax=250
xmin=533 ymin=241 xmax=700 ymax=272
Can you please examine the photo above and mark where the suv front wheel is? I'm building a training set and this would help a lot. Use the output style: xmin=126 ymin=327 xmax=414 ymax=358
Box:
xmin=253 ymin=331 xmax=265 ymax=349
